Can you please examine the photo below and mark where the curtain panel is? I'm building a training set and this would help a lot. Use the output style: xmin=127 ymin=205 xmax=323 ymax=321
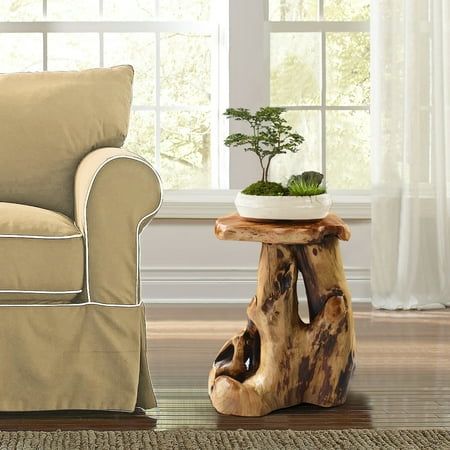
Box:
xmin=371 ymin=0 xmax=450 ymax=309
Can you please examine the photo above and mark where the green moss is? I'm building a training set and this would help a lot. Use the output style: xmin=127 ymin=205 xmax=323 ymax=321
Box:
xmin=242 ymin=181 xmax=288 ymax=196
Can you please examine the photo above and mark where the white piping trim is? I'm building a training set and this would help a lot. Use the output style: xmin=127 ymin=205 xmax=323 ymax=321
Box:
xmin=0 ymin=289 xmax=81 ymax=294
xmin=83 ymin=153 xmax=163 ymax=303
xmin=0 ymin=234 xmax=82 ymax=239
xmin=135 ymin=213 xmax=158 ymax=306
xmin=0 ymin=300 xmax=144 ymax=308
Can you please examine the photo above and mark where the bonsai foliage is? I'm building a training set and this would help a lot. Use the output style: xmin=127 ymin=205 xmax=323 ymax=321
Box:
xmin=224 ymin=107 xmax=304 ymax=182
xmin=287 ymin=171 xmax=326 ymax=196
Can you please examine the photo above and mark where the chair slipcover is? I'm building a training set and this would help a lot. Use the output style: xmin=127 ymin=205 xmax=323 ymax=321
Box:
xmin=0 ymin=202 xmax=84 ymax=303
xmin=0 ymin=66 xmax=162 ymax=411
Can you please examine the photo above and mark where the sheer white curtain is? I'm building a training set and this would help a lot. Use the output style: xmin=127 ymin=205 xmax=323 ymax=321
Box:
xmin=371 ymin=0 xmax=450 ymax=309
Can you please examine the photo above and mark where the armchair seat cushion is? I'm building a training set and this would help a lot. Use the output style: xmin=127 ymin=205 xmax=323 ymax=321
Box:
xmin=0 ymin=203 xmax=84 ymax=303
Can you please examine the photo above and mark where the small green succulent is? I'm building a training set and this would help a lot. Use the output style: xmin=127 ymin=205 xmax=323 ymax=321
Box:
xmin=287 ymin=171 xmax=326 ymax=196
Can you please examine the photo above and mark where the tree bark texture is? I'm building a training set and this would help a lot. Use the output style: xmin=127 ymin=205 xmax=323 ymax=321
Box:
xmin=209 ymin=215 xmax=356 ymax=417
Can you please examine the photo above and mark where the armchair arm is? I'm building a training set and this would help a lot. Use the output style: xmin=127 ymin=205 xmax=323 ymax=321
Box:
xmin=75 ymin=147 xmax=162 ymax=304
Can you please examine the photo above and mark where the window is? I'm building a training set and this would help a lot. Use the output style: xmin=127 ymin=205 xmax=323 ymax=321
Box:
xmin=0 ymin=0 xmax=223 ymax=189
xmin=0 ymin=1 xmax=371 ymax=198
xmin=268 ymin=0 xmax=370 ymax=190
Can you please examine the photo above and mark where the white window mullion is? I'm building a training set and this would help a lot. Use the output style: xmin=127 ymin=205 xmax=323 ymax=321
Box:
xmin=216 ymin=0 xmax=230 ymax=189
xmin=99 ymin=33 xmax=104 ymax=67
xmin=155 ymin=31 xmax=161 ymax=170
xmin=269 ymin=21 xmax=369 ymax=33
xmin=321 ymin=30 xmax=327 ymax=182
xmin=319 ymin=0 xmax=326 ymax=181
xmin=98 ymin=0 xmax=104 ymax=67
xmin=210 ymin=26 xmax=221 ymax=188
xmin=42 ymin=0 xmax=47 ymax=71
xmin=0 ymin=22 xmax=214 ymax=34
xmin=132 ymin=105 xmax=211 ymax=112
xmin=319 ymin=0 xmax=324 ymax=20
xmin=43 ymin=32 xmax=48 ymax=71
xmin=276 ymin=105 xmax=369 ymax=111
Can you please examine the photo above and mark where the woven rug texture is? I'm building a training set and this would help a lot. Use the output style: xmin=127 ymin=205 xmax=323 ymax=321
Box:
xmin=0 ymin=428 xmax=449 ymax=450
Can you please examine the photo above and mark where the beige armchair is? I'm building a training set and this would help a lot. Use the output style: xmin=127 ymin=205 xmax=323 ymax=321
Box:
xmin=0 ymin=66 xmax=162 ymax=411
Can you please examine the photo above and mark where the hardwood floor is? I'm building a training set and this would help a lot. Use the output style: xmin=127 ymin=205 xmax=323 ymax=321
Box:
xmin=0 ymin=302 xmax=448 ymax=431
xmin=147 ymin=303 xmax=450 ymax=430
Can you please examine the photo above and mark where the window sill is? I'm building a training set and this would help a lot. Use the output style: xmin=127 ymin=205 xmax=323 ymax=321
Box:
xmin=157 ymin=190 xmax=371 ymax=220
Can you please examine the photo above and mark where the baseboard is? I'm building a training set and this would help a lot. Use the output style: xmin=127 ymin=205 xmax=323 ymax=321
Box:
xmin=141 ymin=266 xmax=370 ymax=303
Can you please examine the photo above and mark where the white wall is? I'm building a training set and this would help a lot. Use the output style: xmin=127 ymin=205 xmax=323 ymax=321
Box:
xmin=141 ymin=218 xmax=371 ymax=302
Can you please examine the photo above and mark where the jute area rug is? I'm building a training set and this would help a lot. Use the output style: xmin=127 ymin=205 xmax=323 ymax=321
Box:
xmin=0 ymin=428 xmax=449 ymax=450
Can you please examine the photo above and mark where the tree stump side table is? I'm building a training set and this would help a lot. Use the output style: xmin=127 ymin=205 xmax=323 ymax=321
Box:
xmin=208 ymin=213 xmax=356 ymax=417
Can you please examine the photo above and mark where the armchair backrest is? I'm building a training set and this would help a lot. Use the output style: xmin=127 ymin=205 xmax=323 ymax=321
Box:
xmin=0 ymin=65 xmax=134 ymax=218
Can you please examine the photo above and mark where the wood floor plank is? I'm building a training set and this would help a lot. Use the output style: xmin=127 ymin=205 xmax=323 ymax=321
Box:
xmin=148 ymin=303 xmax=450 ymax=430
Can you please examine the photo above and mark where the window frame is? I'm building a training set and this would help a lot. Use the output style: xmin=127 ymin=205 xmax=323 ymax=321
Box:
xmin=159 ymin=0 xmax=371 ymax=219
xmin=268 ymin=10 xmax=370 ymax=191
xmin=0 ymin=1 xmax=227 ymax=189
xmin=215 ymin=0 xmax=370 ymax=220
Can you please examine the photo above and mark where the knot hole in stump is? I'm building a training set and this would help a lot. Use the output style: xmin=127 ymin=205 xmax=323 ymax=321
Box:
xmin=214 ymin=320 xmax=261 ymax=383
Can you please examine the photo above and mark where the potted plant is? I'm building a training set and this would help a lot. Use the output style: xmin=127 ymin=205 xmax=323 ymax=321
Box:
xmin=224 ymin=107 xmax=331 ymax=220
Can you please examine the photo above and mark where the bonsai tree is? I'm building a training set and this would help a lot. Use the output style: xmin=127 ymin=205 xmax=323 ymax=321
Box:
xmin=224 ymin=107 xmax=304 ymax=184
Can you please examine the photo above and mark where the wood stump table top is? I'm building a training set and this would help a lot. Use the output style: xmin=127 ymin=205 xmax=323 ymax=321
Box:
xmin=215 ymin=213 xmax=350 ymax=245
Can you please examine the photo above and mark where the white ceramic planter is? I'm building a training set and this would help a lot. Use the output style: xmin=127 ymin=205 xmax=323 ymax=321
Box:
xmin=235 ymin=192 xmax=332 ymax=221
